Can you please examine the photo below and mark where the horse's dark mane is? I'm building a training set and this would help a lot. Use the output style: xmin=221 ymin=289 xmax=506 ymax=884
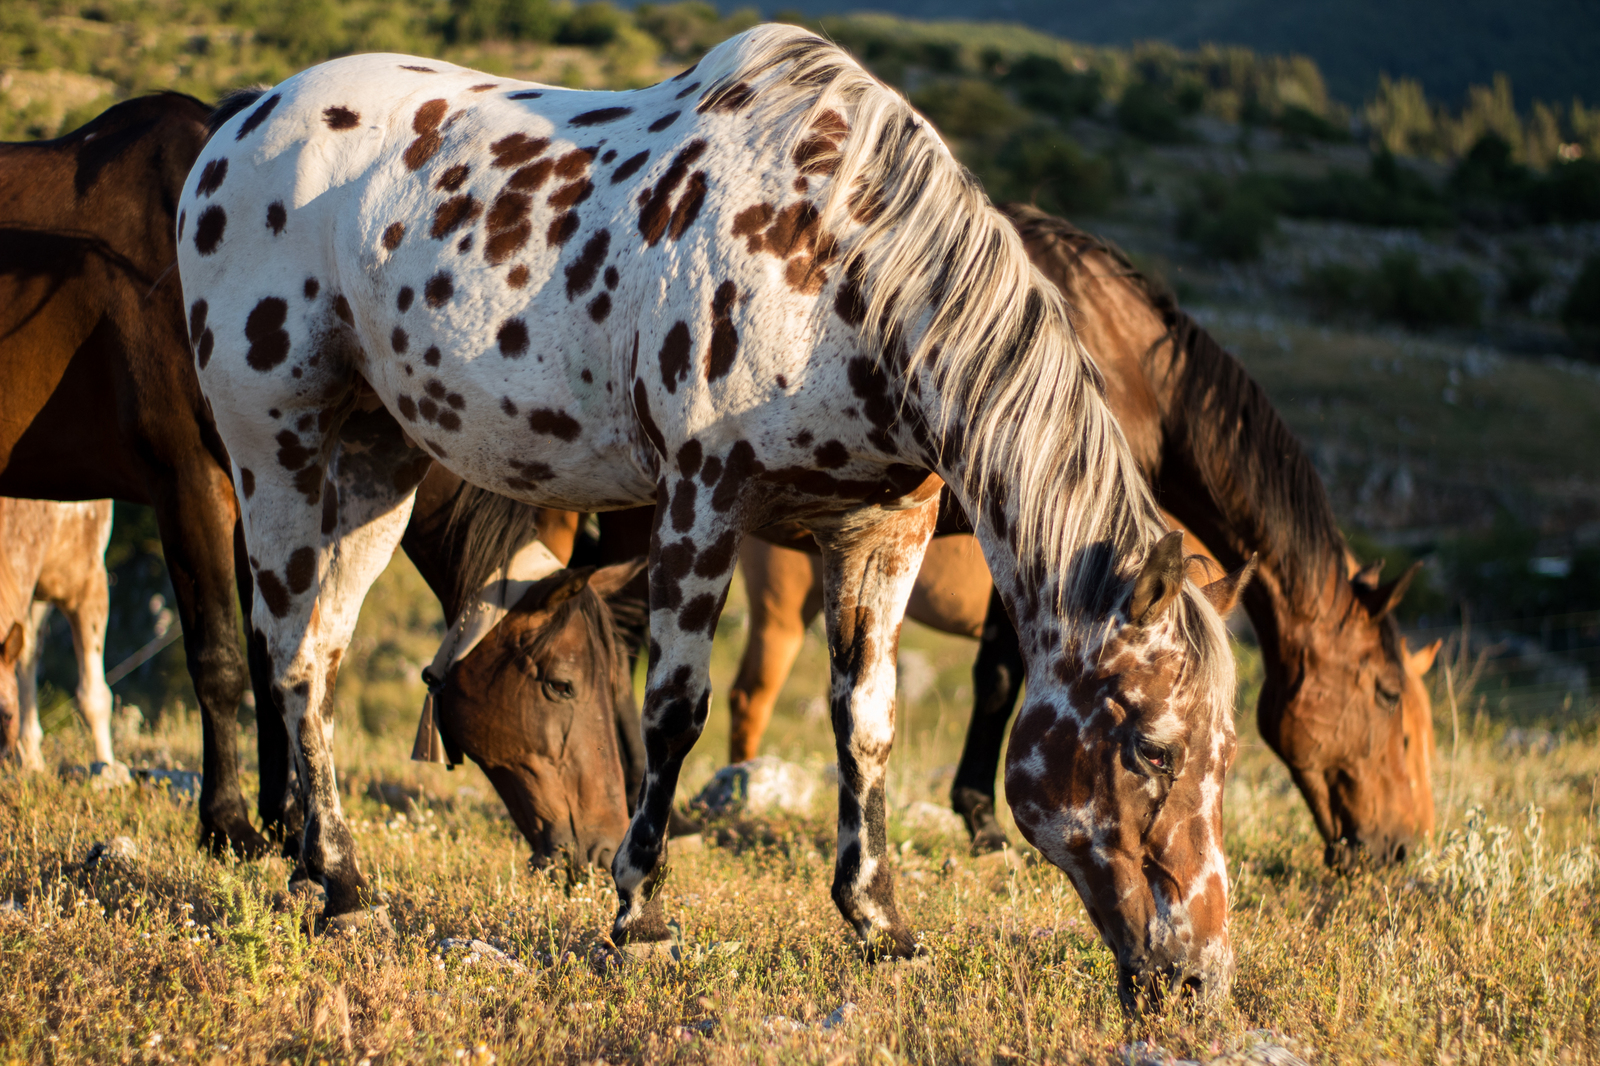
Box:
xmin=441 ymin=483 xmax=546 ymax=615
xmin=208 ymin=86 xmax=271 ymax=139
xmin=1003 ymin=203 xmax=1347 ymax=602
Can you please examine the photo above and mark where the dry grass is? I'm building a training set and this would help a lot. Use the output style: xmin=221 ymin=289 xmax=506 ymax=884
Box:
xmin=3 ymin=559 xmax=1598 ymax=1064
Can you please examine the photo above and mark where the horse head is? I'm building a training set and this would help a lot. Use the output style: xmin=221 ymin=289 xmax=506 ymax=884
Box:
xmin=434 ymin=560 xmax=643 ymax=873
xmin=1005 ymin=532 xmax=1253 ymax=1012
xmin=1263 ymin=559 xmax=1440 ymax=871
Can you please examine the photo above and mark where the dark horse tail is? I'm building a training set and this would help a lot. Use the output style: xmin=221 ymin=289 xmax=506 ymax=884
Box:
xmin=208 ymin=87 xmax=271 ymax=140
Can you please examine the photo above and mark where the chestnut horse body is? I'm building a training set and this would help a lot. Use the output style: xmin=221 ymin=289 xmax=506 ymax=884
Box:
xmin=730 ymin=205 xmax=1440 ymax=868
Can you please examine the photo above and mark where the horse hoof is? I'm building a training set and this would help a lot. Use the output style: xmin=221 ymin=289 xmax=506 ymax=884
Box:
xmin=616 ymin=938 xmax=680 ymax=965
xmin=200 ymin=819 xmax=273 ymax=861
xmin=969 ymin=827 xmax=1011 ymax=856
xmin=319 ymin=904 xmax=394 ymax=939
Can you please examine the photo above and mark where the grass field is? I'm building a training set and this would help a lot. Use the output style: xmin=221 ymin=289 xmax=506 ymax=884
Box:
xmin=4 ymin=556 xmax=1598 ymax=1065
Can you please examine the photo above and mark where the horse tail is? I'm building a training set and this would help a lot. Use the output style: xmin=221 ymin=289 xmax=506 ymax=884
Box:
xmin=443 ymin=483 xmax=545 ymax=611
xmin=207 ymin=86 xmax=271 ymax=140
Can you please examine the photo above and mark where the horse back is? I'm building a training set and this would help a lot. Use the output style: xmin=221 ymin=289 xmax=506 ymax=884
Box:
xmin=0 ymin=94 xmax=213 ymax=499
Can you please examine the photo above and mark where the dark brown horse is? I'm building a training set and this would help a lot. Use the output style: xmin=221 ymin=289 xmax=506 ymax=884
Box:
xmin=0 ymin=94 xmax=268 ymax=853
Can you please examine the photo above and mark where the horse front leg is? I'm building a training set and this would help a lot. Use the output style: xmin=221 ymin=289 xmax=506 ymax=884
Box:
xmin=727 ymin=539 xmax=823 ymax=763
xmin=611 ymin=494 xmax=741 ymax=949
xmin=817 ymin=501 xmax=938 ymax=959
xmin=951 ymin=586 xmax=1024 ymax=853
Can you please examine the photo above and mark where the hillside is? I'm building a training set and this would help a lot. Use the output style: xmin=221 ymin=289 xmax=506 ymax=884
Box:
xmin=761 ymin=0 xmax=1600 ymax=112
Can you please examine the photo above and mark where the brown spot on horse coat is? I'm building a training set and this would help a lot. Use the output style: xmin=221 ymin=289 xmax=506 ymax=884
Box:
xmin=391 ymin=327 xmax=409 ymax=354
xmin=678 ymin=594 xmax=719 ymax=635
xmin=694 ymin=530 xmax=738 ymax=577
xmin=670 ymin=478 xmax=697 ymax=531
xmin=547 ymin=211 xmax=580 ymax=246
xmin=400 ymin=65 xmax=437 ymax=73
xmin=697 ymin=81 xmax=754 ymax=113
xmin=490 ymin=134 xmax=549 ymax=169
xmin=528 ymin=408 xmax=581 ymax=441
xmin=732 ymin=203 xmax=774 ymax=242
xmin=676 ymin=440 xmax=702 ymax=477
xmin=334 ymin=295 xmax=354 ymax=324
xmin=711 ymin=440 xmax=761 ymax=512
xmin=397 ymin=395 xmax=418 ymax=421
xmin=196 ymin=158 xmax=228 ymax=197
xmin=423 ymin=346 xmax=442 ymax=366
xmin=194 ymin=205 xmax=226 ymax=255
xmin=554 ymin=148 xmax=595 ymax=179
xmin=706 ymin=280 xmax=738 ymax=381
xmin=736 ymin=200 xmax=837 ymax=294
xmin=639 ymin=140 xmax=708 ymax=245
xmin=632 ymin=380 xmax=666 ymax=457
xmin=548 ymin=179 xmax=594 ymax=210
xmin=509 ymin=159 xmax=554 ymax=192
xmin=431 ymin=195 xmax=481 ymax=239
xmin=565 ymin=229 xmax=610 ymax=298
xmin=604 ymin=266 xmax=619 ymax=289
xmin=668 ymin=172 xmax=708 ymax=239
xmin=396 ymin=286 xmax=414 ymax=312
xmin=323 ymin=106 xmax=360 ymax=130
xmin=658 ymin=321 xmax=692 ymax=393
xmin=189 ymin=299 xmax=208 ymax=346
xmin=382 ymin=223 xmax=405 ymax=251
xmin=404 ymin=99 xmax=449 ymax=171
xmin=507 ymin=90 xmax=542 ymax=100
xmin=469 ymin=83 xmax=497 ymax=92
xmin=588 ymin=293 xmax=611 ymax=321
xmin=424 ymin=272 xmax=453 ymax=307
xmin=611 ymin=149 xmax=650 ymax=183
xmin=507 ymin=265 xmax=530 ymax=288
xmin=274 ymin=430 xmax=314 ymax=471
xmin=286 ymin=547 xmax=317 ymax=594
xmin=257 ymin=569 xmax=290 ymax=617
xmin=239 ymin=468 xmax=255 ymax=499
xmin=484 ymin=192 xmax=533 ymax=264
xmin=570 ymin=106 xmax=633 ymax=127
xmin=244 ymin=297 xmax=290 ymax=371
xmin=321 ymin=489 xmax=338 ymax=533
xmin=265 ymin=201 xmax=288 ymax=235
xmin=436 ymin=164 xmax=471 ymax=191
xmin=195 ymin=329 xmax=214 ymax=367
xmin=304 ymin=277 xmax=320 ymax=300
xmin=498 ymin=318 xmax=530 ymax=357
xmin=814 ymin=440 xmax=848 ymax=468
xmin=648 ymin=112 xmax=680 ymax=133
xmin=235 ymin=94 xmax=280 ymax=140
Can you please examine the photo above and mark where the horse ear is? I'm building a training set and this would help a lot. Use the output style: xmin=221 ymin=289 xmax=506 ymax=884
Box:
xmin=1128 ymin=530 xmax=1186 ymax=626
xmin=1 ymin=623 xmax=22 ymax=667
xmin=586 ymin=557 xmax=647 ymax=601
xmin=1406 ymin=637 xmax=1443 ymax=676
xmin=1200 ymin=554 xmax=1257 ymax=617
xmin=1351 ymin=559 xmax=1384 ymax=589
xmin=1353 ymin=560 xmax=1422 ymax=620
xmin=520 ymin=568 xmax=592 ymax=613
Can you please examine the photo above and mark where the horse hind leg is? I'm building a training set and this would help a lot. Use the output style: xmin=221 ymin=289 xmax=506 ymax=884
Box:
xmin=951 ymin=586 xmax=1024 ymax=854
xmin=49 ymin=503 xmax=117 ymax=768
xmin=816 ymin=501 xmax=938 ymax=959
xmin=16 ymin=602 xmax=51 ymax=772
xmin=727 ymin=539 xmax=823 ymax=764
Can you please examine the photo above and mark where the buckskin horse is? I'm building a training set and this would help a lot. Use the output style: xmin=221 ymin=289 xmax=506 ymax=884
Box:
xmin=178 ymin=27 xmax=1248 ymax=1005
xmin=0 ymin=499 xmax=117 ymax=771
xmin=726 ymin=204 xmax=1443 ymax=870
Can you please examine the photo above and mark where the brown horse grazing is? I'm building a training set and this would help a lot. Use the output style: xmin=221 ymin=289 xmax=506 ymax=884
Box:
xmin=727 ymin=205 xmax=1442 ymax=870
xmin=0 ymin=499 xmax=117 ymax=771
xmin=0 ymin=94 xmax=271 ymax=853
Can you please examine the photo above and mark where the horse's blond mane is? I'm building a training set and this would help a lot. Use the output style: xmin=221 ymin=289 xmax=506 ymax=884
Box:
xmin=695 ymin=26 xmax=1233 ymax=714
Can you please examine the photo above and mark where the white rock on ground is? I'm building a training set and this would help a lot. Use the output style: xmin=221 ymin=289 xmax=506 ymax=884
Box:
xmin=437 ymin=938 xmax=528 ymax=974
xmin=88 ymin=761 xmax=133 ymax=790
xmin=689 ymin=757 xmax=820 ymax=817
xmin=900 ymin=800 xmax=966 ymax=836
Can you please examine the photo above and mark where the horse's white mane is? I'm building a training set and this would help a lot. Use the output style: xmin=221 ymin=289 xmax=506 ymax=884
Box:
xmin=696 ymin=26 xmax=1233 ymax=713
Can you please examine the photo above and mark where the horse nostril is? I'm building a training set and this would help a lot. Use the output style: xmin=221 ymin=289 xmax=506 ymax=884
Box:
xmin=1392 ymin=842 xmax=1407 ymax=863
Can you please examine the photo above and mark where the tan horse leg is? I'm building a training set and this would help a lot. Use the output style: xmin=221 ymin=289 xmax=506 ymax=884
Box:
xmin=34 ymin=502 xmax=116 ymax=767
xmin=16 ymin=602 xmax=50 ymax=771
xmin=728 ymin=540 xmax=823 ymax=763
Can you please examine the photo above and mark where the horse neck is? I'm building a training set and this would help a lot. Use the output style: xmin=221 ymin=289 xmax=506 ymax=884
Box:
xmin=1035 ymin=238 xmax=1349 ymax=675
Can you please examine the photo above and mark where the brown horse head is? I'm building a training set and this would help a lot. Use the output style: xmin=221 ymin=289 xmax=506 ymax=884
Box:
xmin=1264 ymin=560 xmax=1440 ymax=870
xmin=1006 ymin=532 xmax=1254 ymax=1012
xmin=435 ymin=560 xmax=643 ymax=872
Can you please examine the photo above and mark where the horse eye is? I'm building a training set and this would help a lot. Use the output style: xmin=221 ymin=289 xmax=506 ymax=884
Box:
xmin=1376 ymin=683 xmax=1401 ymax=711
xmin=1136 ymin=739 xmax=1172 ymax=775
xmin=543 ymin=678 xmax=576 ymax=700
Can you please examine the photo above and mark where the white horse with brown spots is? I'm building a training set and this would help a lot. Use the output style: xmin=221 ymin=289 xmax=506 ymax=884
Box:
xmin=0 ymin=499 xmax=117 ymax=772
xmin=177 ymin=26 xmax=1247 ymax=1005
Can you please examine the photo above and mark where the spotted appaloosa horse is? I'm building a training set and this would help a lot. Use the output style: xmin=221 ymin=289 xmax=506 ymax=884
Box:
xmin=179 ymin=26 xmax=1248 ymax=1003
xmin=0 ymin=499 xmax=116 ymax=771
xmin=728 ymin=205 xmax=1444 ymax=870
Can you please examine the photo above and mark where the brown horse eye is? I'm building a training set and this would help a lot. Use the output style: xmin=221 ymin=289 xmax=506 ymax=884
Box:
xmin=1136 ymin=739 xmax=1171 ymax=774
xmin=1376 ymin=684 xmax=1401 ymax=710
xmin=543 ymin=678 xmax=576 ymax=700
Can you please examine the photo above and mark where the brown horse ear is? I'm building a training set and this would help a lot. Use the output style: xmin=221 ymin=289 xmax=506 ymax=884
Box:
xmin=1200 ymin=554 xmax=1257 ymax=617
xmin=1352 ymin=559 xmax=1384 ymax=589
xmin=1405 ymin=637 xmax=1443 ymax=676
xmin=0 ymin=623 xmax=22 ymax=667
xmin=586 ymin=557 xmax=647 ymax=601
xmin=1128 ymin=530 xmax=1186 ymax=626
xmin=1353 ymin=560 xmax=1422 ymax=620
xmin=512 ymin=568 xmax=593 ymax=615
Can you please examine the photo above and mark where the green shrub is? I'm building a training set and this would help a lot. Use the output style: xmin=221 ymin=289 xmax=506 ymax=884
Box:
xmin=1275 ymin=103 xmax=1350 ymax=146
xmin=989 ymin=127 xmax=1118 ymax=215
xmin=1176 ymin=175 xmax=1277 ymax=261
xmin=1300 ymin=252 xmax=1482 ymax=329
xmin=555 ymin=1 xmax=626 ymax=46
xmin=1115 ymin=80 xmax=1185 ymax=142
xmin=634 ymin=2 xmax=758 ymax=61
xmin=1561 ymin=253 xmax=1600 ymax=356
xmin=1274 ymin=151 xmax=1454 ymax=228
xmin=1000 ymin=55 xmax=1101 ymax=121
xmin=1529 ymin=158 xmax=1600 ymax=223
xmin=911 ymin=78 xmax=1022 ymax=141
